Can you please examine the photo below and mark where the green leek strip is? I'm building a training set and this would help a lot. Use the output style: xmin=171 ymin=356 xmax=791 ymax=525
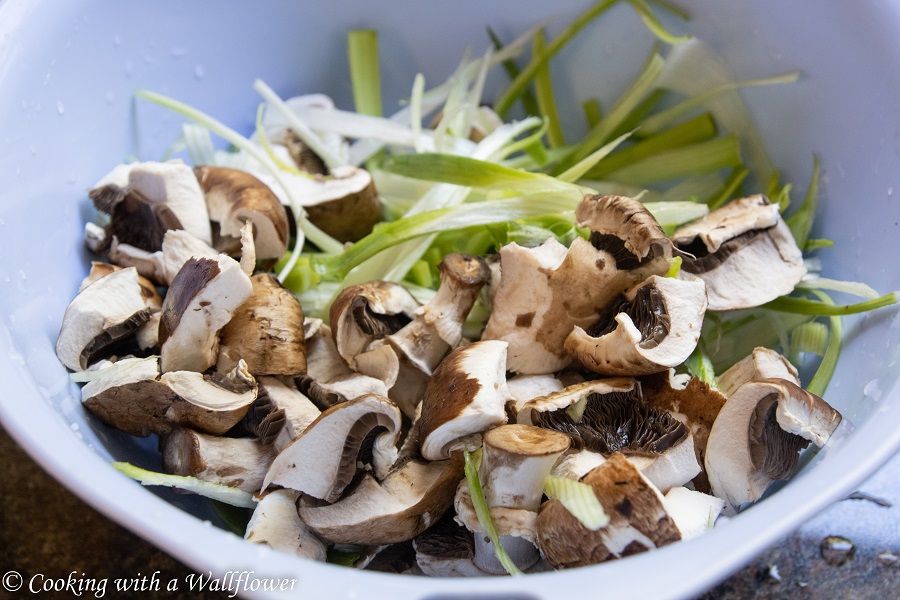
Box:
xmin=610 ymin=89 xmax=666 ymax=140
xmin=565 ymin=397 xmax=588 ymax=422
xmin=380 ymin=153 xmax=585 ymax=195
xmin=804 ymin=238 xmax=834 ymax=252
xmin=584 ymin=112 xmax=717 ymax=179
xmin=790 ymin=321 xmax=829 ymax=356
xmin=487 ymin=26 xmax=541 ymax=117
xmin=807 ymin=291 xmax=842 ymax=396
xmin=685 ymin=347 xmax=718 ymax=388
xmin=112 ymin=462 xmax=256 ymax=509
xmin=627 ymin=0 xmax=692 ymax=44
xmin=557 ymin=131 xmax=633 ymax=183
xmin=494 ymin=0 xmax=619 ymax=116
xmin=543 ymin=476 xmax=609 ymax=531
xmin=642 ymin=201 xmax=708 ymax=226
xmin=665 ymin=256 xmax=683 ymax=278
xmin=763 ymin=292 xmax=898 ymax=316
xmin=706 ymin=165 xmax=749 ymax=209
xmin=410 ymin=73 xmax=426 ymax=153
xmin=407 ymin=259 xmax=434 ymax=288
xmin=602 ymin=134 xmax=741 ymax=185
xmin=464 ymin=449 xmax=523 ymax=576
xmin=582 ymin=98 xmax=602 ymax=128
xmin=786 ymin=155 xmax=821 ymax=248
xmin=557 ymin=52 xmax=666 ymax=172
xmin=255 ymin=103 xmax=304 ymax=175
xmin=647 ymin=0 xmax=691 ymax=20
xmin=347 ymin=30 xmax=382 ymax=117
xmin=532 ymin=29 xmax=565 ymax=148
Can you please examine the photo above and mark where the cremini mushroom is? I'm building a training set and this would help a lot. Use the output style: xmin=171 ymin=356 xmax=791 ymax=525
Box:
xmin=565 ymin=275 xmax=707 ymax=376
xmin=262 ymin=394 xmax=402 ymax=502
xmin=243 ymin=376 xmax=321 ymax=452
xmin=705 ymin=378 xmax=842 ymax=508
xmin=158 ymin=254 xmax=253 ymax=373
xmin=717 ymin=346 xmax=800 ymax=398
xmin=417 ymin=340 xmax=510 ymax=461
xmin=245 ymin=489 xmax=328 ymax=562
xmin=301 ymin=166 xmax=382 ymax=243
xmin=103 ymin=228 xmax=220 ymax=287
xmin=536 ymin=453 xmax=682 ymax=568
xmin=671 ymin=195 xmax=806 ymax=311
xmin=216 ymin=273 xmax=306 ymax=376
xmin=161 ymin=427 xmax=275 ymax=492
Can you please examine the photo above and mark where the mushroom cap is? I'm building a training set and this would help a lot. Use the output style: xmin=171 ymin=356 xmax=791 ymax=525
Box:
xmin=576 ymin=194 xmax=673 ymax=262
xmin=158 ymin=364 xmax=257 ymax=435
xmin=194 ymin=166 xmax=290 ymax=261
xmin=536 ymin=453 xmax=681 ymax=568
xmin=158 ymin=254 xmax=253 ymax=373
xmin=262 ymin=394 xmax=402 ymax=502
xmin=662 ymin=486 xmax=725 ymax=541
xmin=127 ymin=160 xmax=213 ymax=245
xmin=302 ymin=166 xmax=382 ymax=243
xmin=418 ymin=340 xmax=510 ymax=461
xmin=298 ymin=455 xmax=464 ymax=545
xmin=565 ymin=275 xmax=707 ymax=376
xmin=216 ymin=273 xmax=307 ymax=376
xmin=56 ymin=266 xmax=152 ymax=371
xmin=705 ymin=378 xmax=842 ymax=508
xmin=672 ymin=195 xmax=806 ymax=311
xmin=161 ymin=428 xmax=275 ymax=492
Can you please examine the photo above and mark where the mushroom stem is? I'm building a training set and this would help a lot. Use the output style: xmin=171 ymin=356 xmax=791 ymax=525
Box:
xmin=245 ymin=489 xmax=327 ymax=561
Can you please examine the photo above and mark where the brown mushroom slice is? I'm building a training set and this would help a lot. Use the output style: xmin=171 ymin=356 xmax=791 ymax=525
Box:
xmin=194 ymin=166 xmax=290 ymax=262
xmin=418 ymin=341 xmax=510 ymax=461
xmin=127 ymin=161 xmax=213 ymax=245
xmin=158 ymin=255 xmax=253 ymax=374
xmin=717 ymin=347 xmax=800 ymax=398
xmin=161 ymin=428 xmax=275 ymax=492
xmin=455 ymin=425 xmax=571 ymax=574
xmin=216 ymin=273 xmax=306 ymax=376
xmin=302 ymin=166 xmax=382 ymax=243
xmin=413 ymin=515 xmax=486 ymax=577
xmin=262 ymin=394 xmax=402 ymax=502
xmin=245 ymin=489 xmax=327 ymax=562
xmin=671 ymin=195 xmax=806 ymax=311
xmin=550 ymin=449 xmax=607 ymax=480
xmin=244 ymin=376 xmax=321 ymax=452
xmin=298 ymin=455 xmax=464 ymax=545
xmin=159 ymin=362 xmax=257 ymax=435
xmin=566 ymin=275 xmax=707 ymax=376
xmin=530 ymin=379 xmax=701 ymax=492
xmin=536 ymin=453 xmax=682 ymax=568
xmin=56 ymin=267 xmax=153 ymax=371
xmin=705 ymin=378 xmax=842 ymax=508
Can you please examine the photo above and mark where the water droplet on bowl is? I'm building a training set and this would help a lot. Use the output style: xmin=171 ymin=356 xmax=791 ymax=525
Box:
xmin=877 ymin=551 xmax=898 ymax=567
xmin=194 ymin=65 xmax=205 ymax=80
xmin=863 ymin=378 xmax=882 ymax=401
xmin=820 ymin=536 xmax=855 ymax=566
xmin=56 ymin=100 xmax=65 ymax=115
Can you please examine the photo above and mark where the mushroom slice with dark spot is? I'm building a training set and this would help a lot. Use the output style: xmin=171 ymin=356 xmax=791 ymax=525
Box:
xmin=262 ymin=394 xmax=402 ymax=502
xmin=161 ymin=427 xmax=275 ymax=492
xmin=56 ymin=266 xmax=153 ymax=371
xmin=671 ymin=195 xmax=806 ymax=311
xmin=705 ymin=378 xmax=842 ymax=508
xmin=565 ymin=275 xmax=707 ymax=376
xmin=417 ymin=340 xmax=510 ymax=461
xmin=536 ymin=453 xmax=682 ymax=568
xmin=717 ymin=347 xmax=800 ymax=398
xmin=413 ymin=515 xmax=485 ymax=577
xmin=297 ymin=454 xmax=464 ymax=545
xmin=216 ymin=273 xmax=307 ymax=377
xmin=158 ymin=254 xmax=253 ymax=374
xmin=245 ymin=489 xmax=328 ymax=562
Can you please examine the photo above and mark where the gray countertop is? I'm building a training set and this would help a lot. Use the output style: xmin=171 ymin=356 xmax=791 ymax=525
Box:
xmin=1 ymin=424 xmax=897 ymax=599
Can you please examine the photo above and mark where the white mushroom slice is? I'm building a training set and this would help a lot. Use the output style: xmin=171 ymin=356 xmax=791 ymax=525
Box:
xmin=662 ymin=487 xmax=725 ymax=541
xmin=718 ymin=347 xmax=800 ymax=398
xmin=418 ymin=341 xmax=510 ymax=461
xmin=56 ymin=267 xmax=153 ymax=371
xmin=194 ymin=166 xmax=290 ymax=262
xmin=84 ymin=221 xmax=106 ymax=254
xmin=161 ymin=428 xmax=275 ymax=492
xmin=127 ymin=160 xmax=212 ymax=245
xmin=506 ymin=374 xmax=566 ymax=418
xmin=536 ymin=453 xmax=682 ymax=568
xmin=216 ymin=273 xmax=306 ymax=376
xmin=106 ymin=229 xmax=221 ymax=286
xmin=262 ymin=394 xmax=402 ymax=502
xmin=244 ymin=376 xmax=321 ymax=452
xmin=705 ymin=378 xmax=842 ymax=508
xmin=551 ymin=450 xmax=607 ymax=480
xmin=158 ymin=254 xmax=253 ymax=374
xmin=297 ymin=455 xmax=464 ymax=545
xmin=517 ymin=379 xmax=636 ymax=427
xmin=238 ymin=220 xmax=256 ymax=276
xmin=671 ymin=195 xmax=806 ymax=311
xmin=245 ymin=489 xmax=327 ymax=562
xmin=158 ymin=362 xmax=257 ymax=435
xmin=79 ymin=261 xmax=162 ymax=350
xmin=565 ymin=275 xmax=707 ymax=376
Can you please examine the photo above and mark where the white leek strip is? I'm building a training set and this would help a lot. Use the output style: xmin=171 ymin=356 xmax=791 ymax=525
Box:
xmin=182 ymin=124 xmax=215 ymax=166
xmin=434 ymin=49 xmax=476 ymax=151
xmin=543 ymin=476 xmax=609 ymax=531
xmin=796 ymin=277 xmax=880 ymax=299
xmin=112 ymin=462 xmax=256 ymax=509
xmin=253 ymin=79 xmax=346 ymax=170
xmin=558 ymin=131 xmax=633 ymax=183
xmin=790 ymin=322 xmax=829 ymax=356
xmin=410 ymin=73 xmax=426 ymax=153
xmin=69 ymin=356 xmax=157 ymax=383
xmin=643 ymin=201 xmax=708 ymax=227
xmin=463 ymin=47 xmax=493 ymax=139
xmin=134 ymin=89 xmax=344 ymax=275
xmin=296 ymin=281 xmax=342 ymax=320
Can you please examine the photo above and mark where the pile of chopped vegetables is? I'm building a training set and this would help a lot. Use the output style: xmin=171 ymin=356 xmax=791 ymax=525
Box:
xmin=57 ymin=0 xmax=898 ymax=576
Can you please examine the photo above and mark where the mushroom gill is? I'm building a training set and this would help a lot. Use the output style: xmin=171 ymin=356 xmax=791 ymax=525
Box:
xmin=585 ymin=285 xmax=671 ymax=350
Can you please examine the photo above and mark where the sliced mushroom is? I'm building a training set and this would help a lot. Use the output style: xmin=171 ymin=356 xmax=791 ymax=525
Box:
xmin=216 ymin=273 xmax=306 ymax=376
xmin=705 ymin=378 xmax=842 ymax=508
xmin=194 ymin=166 xmax=290 ymax=262
xmin=717 ymin=347 xmax=800 ymax=398
xmin=301 ymin=166 xmax=381 ymax=243
xmin=161 ymin=427 xmax=275 ymax=492
xmin=413 ymin=516 xmax=486 ymax=577
xmin=550 ymin=449 xmax=607 ymax=480
xmin=56 ymin=266 xmax=153 ymax=371
xmin=79 ymin=261 xmax=162 ymax=350
xmin=417 ymin=340 xmax=510 ymax=461
xmin=243 ymin=376 xmax=321 ymax=452
xmin=157 ymin=361 xmax=257 ymax=435
xmin=106 ymin=229 xmax=221 ymax=286
xmin=245 ymin=489 xmax=328 ymax=562
xmin=661 ymin=486 xmax=725 ymax=541
xmin=517 ymin=379 xmax=637 ymax=427
xmin=297 ymin=454 xmax=464 ymax=545
xmin=536 ymin=453 xmax=682 ymax=568
xmin=262 ymin=394 xmax=402 ymax=502
xmin=671 ymin=195 xmax=806 ymax=311
xmin=158 ymin=254 xmax=253 ymax=374
xmin=565 ymin=275 xmax=707 ymax=376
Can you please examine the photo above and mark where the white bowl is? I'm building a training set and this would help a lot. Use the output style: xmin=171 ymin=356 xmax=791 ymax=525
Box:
xmin=1 ymin=1 xmax=899 ymax=598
